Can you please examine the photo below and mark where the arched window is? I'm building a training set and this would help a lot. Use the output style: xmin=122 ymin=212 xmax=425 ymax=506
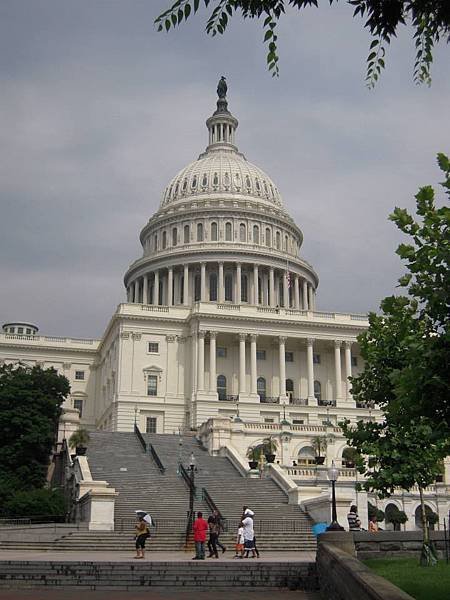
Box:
xmin=225 ymin=273 xmax=233 ymax=301
xmin=225 ymin=222 xmax=232 ymax=241
xmin=197 ymin=223 xmax=203 ymax=242
xmin=284 ymin=235 xmax=288 ymax=250
xmin=211 ymin=222 xmax=218 ymax=241
xmin=257 ymin=377 xmax=266 ymax=401
xmin=194 ymin=274 xmax=201 ymax=301
xmin=253 ymin=225 xmax=259 ymax=244
xmin=286 ymin=378 xmax=294 ymax=400
xmin=202 ymin=173 xmax=208 ymax=188
xmin=239 ymin=223 xmax=246 ymax=242
xmin=241 ymin=274 xmax=248 ymax=302
xmin=265 ymin=227 xmax=271 ymax=247
xmin=162 ymin=231 xmax=167 ymax=250
xmin=276 ymin=231 xmax=281 ymax=250
xmin=314 ymin=380 xmax=322 ymax=403
xmin=298 ymin=446 xmax=315 ymax=466
xmin=182 ymin=178 xmax=188 ymax=192
xmin=172 ymin=227 xmax=177 ymax=246
xmin=209 ymin=273 xmax=218 ymax=301
xmin=217 ymin=375 xmax=227 ymax=401
xmin=184 ymin=224 xmax=190 ymax=243
xmin=191 ymin=175 xmax=197 ymax=189
xmin=153 ymin=234 xmax=158 ymax=251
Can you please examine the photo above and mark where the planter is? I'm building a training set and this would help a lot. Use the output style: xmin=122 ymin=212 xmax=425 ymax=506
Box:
xmin=265 ymin=453 xmax=276 ymax=463
xmin=314 ymin=456 xmax=325 ymax=465
xmin=75 ymin=446 xmax=87 ymax=456
xmin=248 ymin=461 xmax=258 ymax=470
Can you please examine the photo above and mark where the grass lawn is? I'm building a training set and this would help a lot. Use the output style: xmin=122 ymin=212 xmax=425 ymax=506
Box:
xmin=364 ymin=558 xmax=450 ymax=600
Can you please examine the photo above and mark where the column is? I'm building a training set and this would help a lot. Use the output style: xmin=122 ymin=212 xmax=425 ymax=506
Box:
xmin=209 ymin=332 xmax=217 ymax=393
xmin=294 ymin=275 xmax=300 ymax=310
xmin=153 ymin=271 xmax=159 ymax=305
xmin=183 ymin=264 xmax=189 ymax=306
xmin=200 ymin=262 xmax=206 ymax=301
xmin=334 ymin=340 xmax=343 ymax=401
xmin=302 ymin=279 xmax=309 ymax=310
xmin=250 ymin=334 xmax=257 ymax=395
xmin=236 ymin=263 xmax=241 ymax=305
xmin=167 ymin=267 xmax=173 ymax=306
xmin=269 ymin=267 xmax=275 ymax=307
xmin=344 ymin=341 xmax=352 ymax=400
xmin=283 ymin=271 xmax=289 ymax=308
xmin=307 ymin=338 xmax=315 ymax=401
xmin=142 ymin=275 xmax=148 ymax=305
xmin=197 ymin=331 xmax=205 ymax=391
xmin=218 ymin=262 xmax=224 ymax=303
xmin=253 ymin=264 xmax=259 ymax=305
xmin=239 ymin=333 xmax=246 ymax=395
xmin=133 ymin=280 xmax=139 ymax=303
xmin=279 ymin=336 xmax=286 ymax=397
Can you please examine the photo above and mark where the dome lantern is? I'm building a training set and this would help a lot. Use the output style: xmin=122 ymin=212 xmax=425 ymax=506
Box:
xmin=205 ymin=76 xmax=238 ymax=153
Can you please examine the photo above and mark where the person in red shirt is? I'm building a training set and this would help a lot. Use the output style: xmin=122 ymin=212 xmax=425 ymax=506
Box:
xmin=192 ymin=511 xmax=208 ymax=560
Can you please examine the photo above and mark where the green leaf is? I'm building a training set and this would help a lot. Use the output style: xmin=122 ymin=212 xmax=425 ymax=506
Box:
xmin=185 ymin=3 xmax=191 ymax=19
xmin=264 ymin=29 xmax=273 ymax=41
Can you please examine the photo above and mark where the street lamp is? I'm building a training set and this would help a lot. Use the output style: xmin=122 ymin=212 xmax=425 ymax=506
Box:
xmin=234 ymin=396 xmax=243 ymax=423
xmin=188 ymin=452 xmax=196 ymax=526
xmin=326 ymin=460 xmax=344 ymax=531
xmin=134 ymin=405 xmax=138 ymax=427
xmin=280 ymin=398 xmax=290 ymax=426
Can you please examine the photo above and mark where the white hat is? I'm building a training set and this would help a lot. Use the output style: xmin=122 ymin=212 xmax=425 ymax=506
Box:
xmin=244 ymin=509 xmax=254 ymax=516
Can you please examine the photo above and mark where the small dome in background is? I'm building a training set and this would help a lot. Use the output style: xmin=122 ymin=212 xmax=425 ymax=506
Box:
xmin=2 ymin=322 xmax=39 ymax=336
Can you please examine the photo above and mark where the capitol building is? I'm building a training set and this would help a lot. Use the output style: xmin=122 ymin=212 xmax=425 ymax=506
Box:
xmin=1 ymin=85 xmax=448 ymax=530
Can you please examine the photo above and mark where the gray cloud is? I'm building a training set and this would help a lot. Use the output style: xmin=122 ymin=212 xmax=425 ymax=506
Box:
xmin=0 ymin=0 xmax=448 ymax=337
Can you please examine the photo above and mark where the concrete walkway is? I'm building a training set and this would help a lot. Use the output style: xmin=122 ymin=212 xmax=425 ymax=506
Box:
xmin=0 ymin=550 xmax=316 ymax=562
xmin=0 ymin=591 xmax=321 ymax=600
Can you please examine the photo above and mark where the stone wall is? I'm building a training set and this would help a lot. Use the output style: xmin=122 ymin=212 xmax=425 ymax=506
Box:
xmin=317 ymin=542 xmax=414 ymax=600
xmin=353 ymin=530 xmax=448 ymax=560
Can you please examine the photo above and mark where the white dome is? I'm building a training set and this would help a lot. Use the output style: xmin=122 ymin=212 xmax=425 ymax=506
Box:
xmin=161 ymin=150 xmax=283 ymax=208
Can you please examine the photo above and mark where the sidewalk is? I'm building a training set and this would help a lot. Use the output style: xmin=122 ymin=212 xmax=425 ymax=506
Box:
xmin=0 ymin=591 xmax=321 ymax=600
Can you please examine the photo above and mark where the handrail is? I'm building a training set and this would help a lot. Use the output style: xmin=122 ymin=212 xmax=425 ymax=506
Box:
xmin=149 ymin=444 xmax=166 ymax=474
xmin=179 ymin=464 xmax=197 ymax=497
xmin=201 ymin=487 xmax=225 ymax=521
xmin=134 ymin=423 xmax=147 ymax=452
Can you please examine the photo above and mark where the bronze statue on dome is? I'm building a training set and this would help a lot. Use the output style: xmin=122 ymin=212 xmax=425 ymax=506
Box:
xmin=217 ymin=76 xmax=227 ymax=99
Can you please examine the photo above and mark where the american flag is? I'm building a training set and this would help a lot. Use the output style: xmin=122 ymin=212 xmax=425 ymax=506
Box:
xmin=285 ymin=261 xmax=291 ymax=288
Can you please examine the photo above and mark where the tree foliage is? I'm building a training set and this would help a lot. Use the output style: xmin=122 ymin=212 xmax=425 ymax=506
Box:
xmin=341 ymin=153 xmax=449 ymax=563
xmin=0 ymin=364 xmax=69 ymax=492
xmin=155 ymin=1 xmax=450 ymax=86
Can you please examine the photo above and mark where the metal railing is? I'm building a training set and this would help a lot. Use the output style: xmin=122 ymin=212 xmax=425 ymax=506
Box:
xmin=0 ymin=515 xmax=67 ymax=526
xmin=115 ymin=517 xmax=187 ymax=534
xmin=218 ymin=394 xmax=239 ymax=402
xmin=289 ymin=397 xmax=308 ymax=405
xmin=149 ymin=443 xmax=165 ymax=474
xmin=134 ymin=423 xmax=147 ymax=452
xmin=201 ymin=488 xmax=224 ymax=520
xmin=260 ymin=397 xmax=280 ymax=404
xmin=179 ymin=463 xmax=197 ymax=498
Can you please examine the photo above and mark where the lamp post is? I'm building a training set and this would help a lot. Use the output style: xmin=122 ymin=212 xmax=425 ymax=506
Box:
xmin=326 ymin=460 xmax=344 ymax=531
xmin=234 ymin=395 xmax=243 ymax=423
xmin=188 ymin=452 xmax=196 ymax=526
xmin=134 ymin=405 xmax=138 ymax=427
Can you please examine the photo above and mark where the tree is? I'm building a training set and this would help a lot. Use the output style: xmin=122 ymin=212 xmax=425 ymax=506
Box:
xmin=155 ymin=1 xmax=450 ymax=87
xmin=368 ymin=501 xmax=385 ymax=524
xmin=0 ymin=364 xmax=69 ymax=492
xmin=341 ymin=154 xmax=450 ymax=566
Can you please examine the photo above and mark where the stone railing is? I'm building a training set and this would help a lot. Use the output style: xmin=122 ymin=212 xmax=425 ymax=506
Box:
xmin=243 ymin=421 xmax=342 ymax=434
xmin=0 ymin=333 xmax=97 ymax=347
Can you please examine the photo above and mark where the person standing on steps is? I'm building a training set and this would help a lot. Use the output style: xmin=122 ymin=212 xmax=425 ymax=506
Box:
xmin=134 ymin=517 xmax=149 ymax=559
xmin=242 ymin=507 xmax=260 ymax=558
xmin=207 ymin=514 xmax=219 ymax=558
xmin=212 ymin=509 xmax=226 ymax=554
xmin=242 ymin=509 xmax=256 ymax=558
xmin=193 ymin=511 xmax=208 ymax=560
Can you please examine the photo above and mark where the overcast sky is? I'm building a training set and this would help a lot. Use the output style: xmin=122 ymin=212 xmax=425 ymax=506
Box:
xmin=0 ymin=1 xmax=448 ymax=338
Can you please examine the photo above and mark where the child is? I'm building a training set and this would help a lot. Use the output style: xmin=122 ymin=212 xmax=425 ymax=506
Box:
xmin=234 ymin=522 xmax=244 ymax=558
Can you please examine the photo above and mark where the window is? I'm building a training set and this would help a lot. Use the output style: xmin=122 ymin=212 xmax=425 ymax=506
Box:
xmin=209 ymin=273 xmax=218 ymax=301
xmin=148 ymin=342 xmax=159 ymax=354
xmin=191 ymin=175 xmax=197 ymax=189
xmin=75 ymin=370 xmax=85 ymax=380
xmin=265 ymin=227 xmax=271 ymax=247
xmin=313 ymin=353 xmax=321 ymax=364
xmin=351 ymin=356 xmax=358 ymax=367
xmin=217 ymin=375 xmax=227 ymax=401
xmin=253 ymin=225 xmax=259 ymax=244
xmin=298 ymin=446 xmax=315 ymax=466
xmin=264 ymin=418 xmax=274 ymax=423
xmin=211 ymin=222 xmax=218 ymax=241
xmin=184 ymin=225 xmax=190 ymax=243
xmin=162 ymin=231 xmax=167 ymax=249
xmin=286 ymin=378 xmax=294 ymax=400
xmin=293 ymin=419 xmax=304 ymax=425
xmin=172 ymin=227 xmax=177 ymax=246
xmin=257 ymin=377 xmax=266 ymax=400
xmin=73 ymin=398 xmax=83 ymax=418
xmin=147 ymin=375 xmax=158 ymax=396
xmin=239 ymin=223 xmax=246 ymax=242
xmin=256 ymin=350 xmax=266 ymax=360
xmin=146 ymin=417 xmax=157 ymax=433
xmin=18 ymin=327 xmax=23 ymax=334
xmin=276 ymin=231 xmax=281 ymax=249
xmin=225 ymin=222 xmax=232 ymax=241
xmin=197 ymin=223 xmax=203 ymax=242
xmin=26 ymin=328 xmax=31 ymax=335
xmin=154 ymin=234 xmax=158 ymax=251
xmin=217 ymin=347 xmax=227 ymax=358
xmin=314 ymin=380 xmax=322 ymax=403
xmin=285 ymin=352 xmax=294 ymax=362
xmin=225 ymin=273 xmax=233 ymax=301
xmin=241 ymin=274 xmax=248 ymax=302
xmin=194 ymin=274 xmax=201 ymax=301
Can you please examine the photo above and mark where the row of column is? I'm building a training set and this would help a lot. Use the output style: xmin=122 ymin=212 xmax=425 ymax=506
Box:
xmin=196 ymin=332 xmax=353 ymax=401
xmin=128 ymin=262 xmax=316 ymax=310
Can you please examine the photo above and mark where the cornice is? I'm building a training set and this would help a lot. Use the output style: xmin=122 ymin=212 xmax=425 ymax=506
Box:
xmin=0 ymin=341 xmax=97 ymax=356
